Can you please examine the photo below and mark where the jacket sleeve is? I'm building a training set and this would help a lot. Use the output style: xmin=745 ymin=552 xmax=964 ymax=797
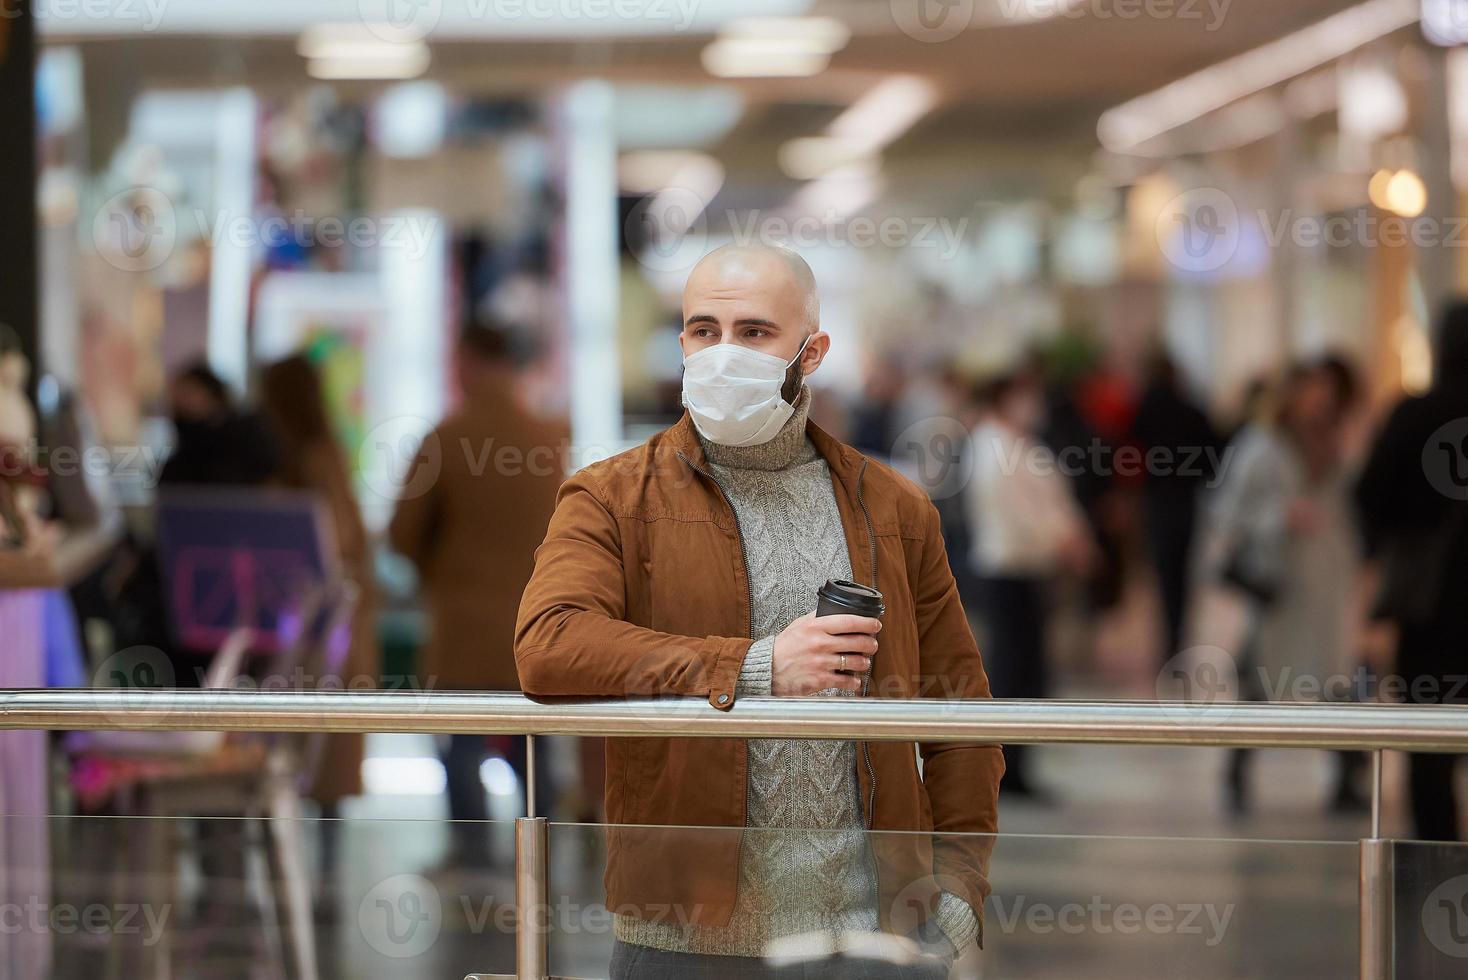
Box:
xmin=515 ymin=467 xmax=753 ymax=710
xmin=912 ymin=498 xmax=1003 ymax=943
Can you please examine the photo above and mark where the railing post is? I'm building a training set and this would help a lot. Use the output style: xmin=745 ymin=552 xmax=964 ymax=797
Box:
xmin=1360 ymin=749 xmax=1392 ymax=980
xmin=515 ymin=815 xmax=549 ymax=980
xmin=526 ymin=734 xmax=537 ymax=818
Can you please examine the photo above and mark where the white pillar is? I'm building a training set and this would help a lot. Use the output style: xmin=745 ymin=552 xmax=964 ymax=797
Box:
xmin=206 ymin=87 xmax=257 ymax=394
xmin=557 ymin=81 xmax=622 ymax=464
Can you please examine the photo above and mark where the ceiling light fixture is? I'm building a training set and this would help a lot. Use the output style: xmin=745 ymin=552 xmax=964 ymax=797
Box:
xmin=299 ymin=22 xmax=431 ymax=80
xmin=701 ymin=15 xmax=850 ymax=79
xmin=1097 ymin=0 xmax=1419 ymax=153
xmin=777 ymin=136 xmax=874 ymax=180
xmin=827 ymin=74 xmax=940 ymax=156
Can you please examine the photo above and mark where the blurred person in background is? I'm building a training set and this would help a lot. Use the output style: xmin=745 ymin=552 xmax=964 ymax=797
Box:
xmin=1033 ymin=344 xmax=1125 ymax=620
xmin=1357 ymin=301 xmax=1468 ymax=841
xmin=0 ymin=324 xmax=64 ymax=980
xmin=111 ymin=362 xmax=280 ymax=687
xmin=517 ymin=243 xmax=1001 ymax=979
xmin=1208 ymin=356 xmax=1364 ymax=814
xmin=389 ymin=322 xmax=563 ymax=870
xmin=965 ymin=368 xmax=1095 ymax=801
xmin=159 ymin=362 xmax=278 ymax=487
xmin=259 ymin=355 xmax=378 ymax=830
xmin=1130 ymin=353 xmax=1223 ymax=664
xmin=848 ymin=357 xmax=905 ymax=458
xmin=878 ymin=362 xmax=982 ymax=606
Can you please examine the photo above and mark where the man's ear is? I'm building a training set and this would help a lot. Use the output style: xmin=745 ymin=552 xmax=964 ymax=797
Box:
xmin=800 ymin=331 xmax=830 ymax=377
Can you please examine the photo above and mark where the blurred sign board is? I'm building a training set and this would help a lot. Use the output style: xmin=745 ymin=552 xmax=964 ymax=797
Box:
xmin=155 ymin=486 xmax=338 ymax=652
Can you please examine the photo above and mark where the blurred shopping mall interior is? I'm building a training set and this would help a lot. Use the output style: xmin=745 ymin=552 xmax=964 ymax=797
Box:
xmin=4 ymin=0 xmax=1468 ymax=977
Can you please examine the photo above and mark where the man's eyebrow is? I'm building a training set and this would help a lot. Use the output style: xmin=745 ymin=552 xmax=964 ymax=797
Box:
xmin=682 ymin=315 xmax=782 ymax=330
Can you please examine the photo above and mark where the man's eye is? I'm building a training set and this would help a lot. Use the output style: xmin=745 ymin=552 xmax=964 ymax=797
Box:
xmin=745 ymin=328 xmax=767 ymax=339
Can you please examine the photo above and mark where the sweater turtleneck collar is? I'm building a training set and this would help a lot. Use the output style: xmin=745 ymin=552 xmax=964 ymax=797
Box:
xmin=698 ymin=385 xmax=816 ymax=472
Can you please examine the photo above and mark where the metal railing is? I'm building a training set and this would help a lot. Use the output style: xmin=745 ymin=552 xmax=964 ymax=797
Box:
xmin=5 ymin=689 xmax=1468 ymax=980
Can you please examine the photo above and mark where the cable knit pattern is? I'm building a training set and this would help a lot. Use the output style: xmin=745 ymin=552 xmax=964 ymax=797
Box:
xmin=934 ymin=891 xmax=979 ymax=954
xmin=617 ymin=387 xmax=878 ymax=956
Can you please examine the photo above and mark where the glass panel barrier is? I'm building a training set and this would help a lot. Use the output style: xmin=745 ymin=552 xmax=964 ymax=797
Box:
xmin=4 ymin=814 xmax=519 ymax=980
xmin=17 ymin=813 xmax=1468 ymax=978
xmin=1390 ymin=838 xmax=1468 ymax=979
xmin=546 ymin=823 xmax=1359 ymax=979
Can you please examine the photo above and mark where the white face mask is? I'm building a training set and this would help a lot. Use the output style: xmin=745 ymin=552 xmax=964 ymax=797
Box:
xmin=681 ymin=336 xmax=811 ymax=447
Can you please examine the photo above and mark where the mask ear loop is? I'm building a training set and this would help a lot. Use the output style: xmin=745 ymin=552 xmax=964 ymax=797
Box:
xmin=781 ymin=333 xmax=814 ymax=405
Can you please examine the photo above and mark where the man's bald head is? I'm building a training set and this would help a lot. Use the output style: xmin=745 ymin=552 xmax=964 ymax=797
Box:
xmin=684 ymin=243 xmax=820 ymax=336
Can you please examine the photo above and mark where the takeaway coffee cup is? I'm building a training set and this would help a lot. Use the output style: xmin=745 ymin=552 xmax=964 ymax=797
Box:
xmin=816 ymin=580 xmax=884 ymax=676
xmin=816 ymin=579 xmax=886 ymax=622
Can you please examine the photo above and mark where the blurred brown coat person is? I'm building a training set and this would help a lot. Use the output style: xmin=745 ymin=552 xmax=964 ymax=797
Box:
xmin=389 ymin=331 xmax=564 ymax=692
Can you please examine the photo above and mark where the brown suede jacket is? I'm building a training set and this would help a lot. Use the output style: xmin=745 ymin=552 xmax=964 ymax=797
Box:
xmin=515 ymin=412 xmax=1003 ymax=942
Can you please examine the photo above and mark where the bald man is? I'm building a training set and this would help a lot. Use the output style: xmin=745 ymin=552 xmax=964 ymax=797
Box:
xmin=516 ymin=244 xmax=1002 ymax=979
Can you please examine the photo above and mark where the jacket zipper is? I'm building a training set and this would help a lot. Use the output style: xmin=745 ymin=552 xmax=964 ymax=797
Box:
xmin=855 ymin=459 xmax=880 ymax=830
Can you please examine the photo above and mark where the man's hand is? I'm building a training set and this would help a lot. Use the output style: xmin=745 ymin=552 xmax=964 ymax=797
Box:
xmin=771 ymin=612 xmax=880 ymax=696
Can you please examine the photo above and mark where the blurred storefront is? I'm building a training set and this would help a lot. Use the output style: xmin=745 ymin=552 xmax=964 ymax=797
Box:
xmin=26 ymin=1 xmax=1468 ymax=508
